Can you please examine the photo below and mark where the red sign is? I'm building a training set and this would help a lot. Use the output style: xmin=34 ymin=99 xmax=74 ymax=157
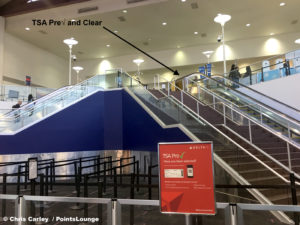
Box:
xmin=158 ymin=142 xmax=216 ymax=215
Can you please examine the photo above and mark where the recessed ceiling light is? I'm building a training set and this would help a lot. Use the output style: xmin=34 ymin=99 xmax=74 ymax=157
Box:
xmin=27 ymin=0 xmax=38 ymax=3
xmin=194 ymin=31 xmax=198 ymax=35
xmin=295 ymin=39 xmax=300 ymax=44
xmin=106 ymin=44 xmax=110 ymax=47
xmin=123 ymin=10 xmax=127 ymax=13
xmin=25 ymin=27 xmax=30 ymax=31
xmin=246 ymin=23 xmax=251 ymax=27
xmin=270 ymin=33 xmax=274 ymax=36
xmin=181 ymin=0 xmax=186 ymax=2
xmin=280 ymin=2 xmax=286 ymax=6
xmin=162 ymin=22 xmax=167 ymax=26
xmin=71 ymin=19 xmax=76 ymax=22
xmin=114 ymin=30 xmax=118 ymax=33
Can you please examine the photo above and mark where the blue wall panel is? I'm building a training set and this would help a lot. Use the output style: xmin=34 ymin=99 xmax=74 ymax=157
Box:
xmin=0 ymin=91 xmax=105 ymax=154
xmin=0 ymin=89 xmax=191 ymax=154
xmin=122 ymin=91 xmax=191 ymax=152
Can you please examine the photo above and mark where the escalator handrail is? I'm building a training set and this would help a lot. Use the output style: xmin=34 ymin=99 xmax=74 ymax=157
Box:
xmin=157 ymin=75 xmax=300 ymax=149
xmin=206 ymin=72 xmax=300 ymax=113
xmin=182 ymin=72 xmax=300 ymax=125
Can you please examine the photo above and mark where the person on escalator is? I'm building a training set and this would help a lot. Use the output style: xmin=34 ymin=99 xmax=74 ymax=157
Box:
xmin=229 ymin=64 xmax=241 ymax=88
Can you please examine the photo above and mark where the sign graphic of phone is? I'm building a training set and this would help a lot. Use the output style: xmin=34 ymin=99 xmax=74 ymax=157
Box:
xmin=187 ymin=165 xmax=194 ymax=178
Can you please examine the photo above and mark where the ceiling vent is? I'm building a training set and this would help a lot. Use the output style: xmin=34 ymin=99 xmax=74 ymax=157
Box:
xmin=191 ymin=2 xmax=199 ymax=9
xmin=78 ymin=6 xmax=98 ymax=14
xmin=38 ymin=30 xmax=47 ymax=35
xmin=118 ymin=16 xmax=126 ymax=22
xmin=127 ymin=0 xmax=148 ymax=3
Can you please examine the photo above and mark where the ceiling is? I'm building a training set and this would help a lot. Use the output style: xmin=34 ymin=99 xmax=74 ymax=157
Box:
xmin=4 ymin=0 xmax=300 ymax=60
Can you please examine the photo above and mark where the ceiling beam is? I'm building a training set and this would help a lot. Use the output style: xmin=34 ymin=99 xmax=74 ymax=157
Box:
xmin=0 ymin=0 xmax=91 ymax=17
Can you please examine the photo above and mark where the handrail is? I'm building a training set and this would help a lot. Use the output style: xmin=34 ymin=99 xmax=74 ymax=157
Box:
xmin=160 ymin=75 xmax=300 ymax=148
xmin=182 ymin=72 xmax=300 ymax=126
xmin=207 ymin=71 xmax=300 ymax=114
xmin=125 ymin=72 xmax=300 ymax=182
xmin=1 ymin=76 xmax=104 ymax=120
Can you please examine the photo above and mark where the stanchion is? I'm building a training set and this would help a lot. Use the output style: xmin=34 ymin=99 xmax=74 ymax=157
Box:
xmin=144 ymin=156 xmax=147 ymax=181
xmin=290 ymin=173 xmax=299 ymax=225
xmin=113 ymin=168 xmax=117 ymax=198
xmin=109 ymin=156 xmax=113 ymax=179
xmin=70 ymin=167 xmax=83 ymax=210
xmin=130 ymin=173 xmax=135 ymax=225
xmin=30 ymin=179 xmax=36 ymax=225
xmin=17 ymin=166 xmax=21 ymax=195
xmin=36 ymin=174 xmax=45 ymax=225
xmin=45 ymin=167 xmax=49 ymax=196
xmin=82 ymin=174 xmax=89 ymax=223
xmin=23 ymin=162 xmax=28 ymax=191
xmin=98 ymin=182 xmax=103 ymax=225
xmin=136 ymin=161 xmax=140 ymax=192
xmin=103 ymin=162 xmax=107 ymax=193
xmin=148 ymin=166 xmax=152 ymax=200
xmin=49 ymin=161 xmax=54 ymax=193
xmin=51 ymin=159 xmax=56 ymax=192
xmin=120 ymin=158 xmax=123 ymax=185
xmin=1 ymin=174 xmax=7 ymax=221
xmin=97 ymin=156 xmax=100 ymax=182
xmin=72 ymin=162 xmax=78 ymax=194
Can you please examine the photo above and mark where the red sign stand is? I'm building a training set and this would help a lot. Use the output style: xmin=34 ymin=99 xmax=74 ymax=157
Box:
xmin=158 ymin=142 xmax=216 ymax=215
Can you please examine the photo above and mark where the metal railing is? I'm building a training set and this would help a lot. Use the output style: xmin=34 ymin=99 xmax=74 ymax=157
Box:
xmin=153 ymin=75 xmax=300 ymax=178
xmin=2 ymin=194 xmax=300 ymax=225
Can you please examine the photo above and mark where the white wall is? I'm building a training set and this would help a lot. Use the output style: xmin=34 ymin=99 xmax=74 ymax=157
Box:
xmin=246 ymin=73 xmax=300 ymax=110
xmin=3 ymin=32 xmax=68 ymax=88
xmin=77 ymin=31 xmax=300 ymax=80
xmin=238 ymin=73 xmax=300 ymax=121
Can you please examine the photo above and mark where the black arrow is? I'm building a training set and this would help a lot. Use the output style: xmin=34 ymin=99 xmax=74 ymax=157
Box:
xmin=103 ymin=26 xmax=179 ymax=75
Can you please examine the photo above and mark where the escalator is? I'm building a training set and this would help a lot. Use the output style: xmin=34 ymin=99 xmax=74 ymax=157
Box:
xmin=122 ymin=78 xmax=292 ymax=223
xmin=175 ymin=73 xmax=300 ymax=144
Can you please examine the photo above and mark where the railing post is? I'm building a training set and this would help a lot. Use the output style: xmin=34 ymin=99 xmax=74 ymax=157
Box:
xmin=39 ymin=173 xmax=45 ymax=220
xmin=287 ymin=143 xmax=292 ymax=170
xmin=136 ymin=161 xmax=140 ymax=192
xmin=167 ymin=82 xmax=170 ymax=96
xmin=2 ymin=173 xmax=7 ymax=219
xmin=114 ymin=168 xmax=117 ymax=198
xmin=248 ymin=120 xmax=252 ymax=143
xmin=290 ymin=173 xmax=299 ymax=225
xmin=148 ymin=166 xmax=152 ymax=200
xmin=213 ymin=95 xmax=216 ymax=109
xmin=259 ymin=106 xmax=263 ymax=124
xmin=45 ymin=167 xmax=49 ymax=196
xmin=30 ymin=179 xmax=36 ymax=225
xmin=230 ymin=203 xmax=238 ymax=225
xmin=120 ymin=158 xmax=123 ymax=185
xmin=17 ymin=166 xmax=21 ymax=195
xmin=112 ymin=199 xmax=121 ymax=225
xmin=261 ymin=67 xmax=264 ymax=82
xmin=83 ymin=174 xmax=89 ymax=218
xmin=181 ymin=91 xmax=183 ymax=106
xmin=130 ymin=173 xmax=135 ymax=225
xmin=15 ymin=196 xmax=26 ymax=225
xmin=223 ymin=103 xmax=226 ymax=126
xmin=103 ymin=161 xmax=107 ymax=193
xmin=98 ymin=182 xmax=103 ymax=225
